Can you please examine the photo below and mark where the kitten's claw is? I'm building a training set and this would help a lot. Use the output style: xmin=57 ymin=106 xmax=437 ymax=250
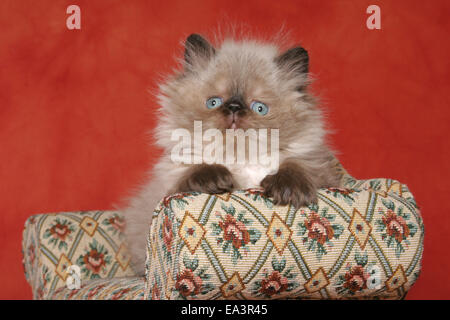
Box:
xmin=261 ymin=167 xmax=317 ymax=209
xmin=175 ymin=164 xmax=236 ymax=194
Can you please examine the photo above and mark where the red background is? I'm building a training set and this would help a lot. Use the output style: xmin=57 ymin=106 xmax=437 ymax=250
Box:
xmin=0 ymin=0 xmax=449 ymax=299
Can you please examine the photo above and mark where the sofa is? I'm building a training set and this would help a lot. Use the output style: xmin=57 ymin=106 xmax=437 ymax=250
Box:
xmin=22 ymin=165 xmax=424 ymax=299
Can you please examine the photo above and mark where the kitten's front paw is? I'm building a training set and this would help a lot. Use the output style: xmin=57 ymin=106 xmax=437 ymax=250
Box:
xmin=176 ymin=164 xmax=236 ymax=194
xmin=261 ymin=168 xmax=317 ymax=209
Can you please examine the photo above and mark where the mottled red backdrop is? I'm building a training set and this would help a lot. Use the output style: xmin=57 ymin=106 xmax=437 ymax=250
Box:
xmin=0 ymin=0 xmax=449 ymax=299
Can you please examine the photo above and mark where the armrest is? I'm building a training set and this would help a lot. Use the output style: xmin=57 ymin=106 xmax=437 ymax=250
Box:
xmin=145 ymin=177 xmax=424 ymax=300
xmin=22 ymin=210 xmax=136 ymax=299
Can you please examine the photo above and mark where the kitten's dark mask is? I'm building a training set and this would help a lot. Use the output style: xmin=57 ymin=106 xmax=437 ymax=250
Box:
xmin=183 ymin=34 xmax=310 ymax=130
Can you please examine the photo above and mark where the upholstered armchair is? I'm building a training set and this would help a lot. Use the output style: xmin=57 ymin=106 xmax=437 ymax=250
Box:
xmin=22 ymin=165 xmax=424 ymax=299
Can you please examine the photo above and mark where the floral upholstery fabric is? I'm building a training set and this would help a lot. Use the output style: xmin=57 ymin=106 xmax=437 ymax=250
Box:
xmin=22 ymin=210 xmax=136 ymax=299
xmin=22 ymin=170 xmax=424 ymax=300
xmin=145 ymin=171 xmax=424 ymax=300
xmin=50 ymin=277 xmax=145 ymax=300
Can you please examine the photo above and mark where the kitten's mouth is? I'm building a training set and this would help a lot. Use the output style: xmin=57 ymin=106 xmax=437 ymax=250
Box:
xmin=228 ymin=114 xmax=239 ymax=129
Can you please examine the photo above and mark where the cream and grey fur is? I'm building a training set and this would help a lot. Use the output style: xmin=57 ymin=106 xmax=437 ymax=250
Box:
xmin=123 ymin=34 xmax=341 ymax=274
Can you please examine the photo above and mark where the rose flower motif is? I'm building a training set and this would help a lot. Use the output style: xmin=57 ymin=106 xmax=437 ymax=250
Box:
xmin=305 ymin=212 xmax=334 ymax=245
xmin=344 ymin=265 xmax=370 ymax=293
xmin=151 ymin=283 xmax=161 ymax=300
xmin=108 ymin=216 xmax=126 ymax=233
xmin=219 ymin=214 xmax=250 ymax=249
xmin=83 ymin=249 xmax=106 ymax=274
xmin=260 ymin=271 xmax=288 ymax=296
xmin=162 ymin=215 xmax=173 ymax=251
xmin=163 ymin=192 xmax=190 ymax=208
xmin=112 ymin=288 xmax=130 ymax=300
xmin=87 ymin=284 xmax=106 ymax=299
xmin=28 ymin=244 xmax=35 ymax=266
xmin=244 ymin=188 xmax=265 ymax=196
xmin=327 ymin=187 xmax=354 ymax=195
xmin=50 ymin=223 xmax=71 ymax=241
xmin=382 ymin=209 xmax=410 ymax=242
xmin=175 ymin=269 xmax=203 ymax=297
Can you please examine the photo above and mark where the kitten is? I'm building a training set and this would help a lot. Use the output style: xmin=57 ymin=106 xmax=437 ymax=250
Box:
xmin=123 ymin=34 xmax=341 ymax=274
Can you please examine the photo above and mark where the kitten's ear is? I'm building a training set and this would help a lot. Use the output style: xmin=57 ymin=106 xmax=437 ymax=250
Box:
xmin=275 ymin=47 xmax=309 ymax=74
xmin=184 ymin=34 xmax=215 ymax=66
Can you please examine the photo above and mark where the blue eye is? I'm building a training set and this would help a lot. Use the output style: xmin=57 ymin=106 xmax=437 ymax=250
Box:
xmin=251 ymin=101 xmax=269 ymax=115
xmin=206 ymin=97 xmax=223 ymax=109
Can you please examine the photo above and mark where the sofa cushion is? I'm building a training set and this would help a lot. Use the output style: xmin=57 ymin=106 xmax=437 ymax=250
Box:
xmin=145 ymin=177 xmax=424 ymax=300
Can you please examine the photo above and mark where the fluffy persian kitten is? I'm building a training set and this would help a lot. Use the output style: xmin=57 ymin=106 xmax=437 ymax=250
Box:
xmin=124 ymin=34 xmax=341 ymax=274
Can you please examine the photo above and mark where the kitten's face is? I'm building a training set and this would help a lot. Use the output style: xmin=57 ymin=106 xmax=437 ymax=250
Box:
xmin=156 ymin=34 xmax=322 ymax=150
xmin=195 ymin=53 xmax=282 ymax=131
